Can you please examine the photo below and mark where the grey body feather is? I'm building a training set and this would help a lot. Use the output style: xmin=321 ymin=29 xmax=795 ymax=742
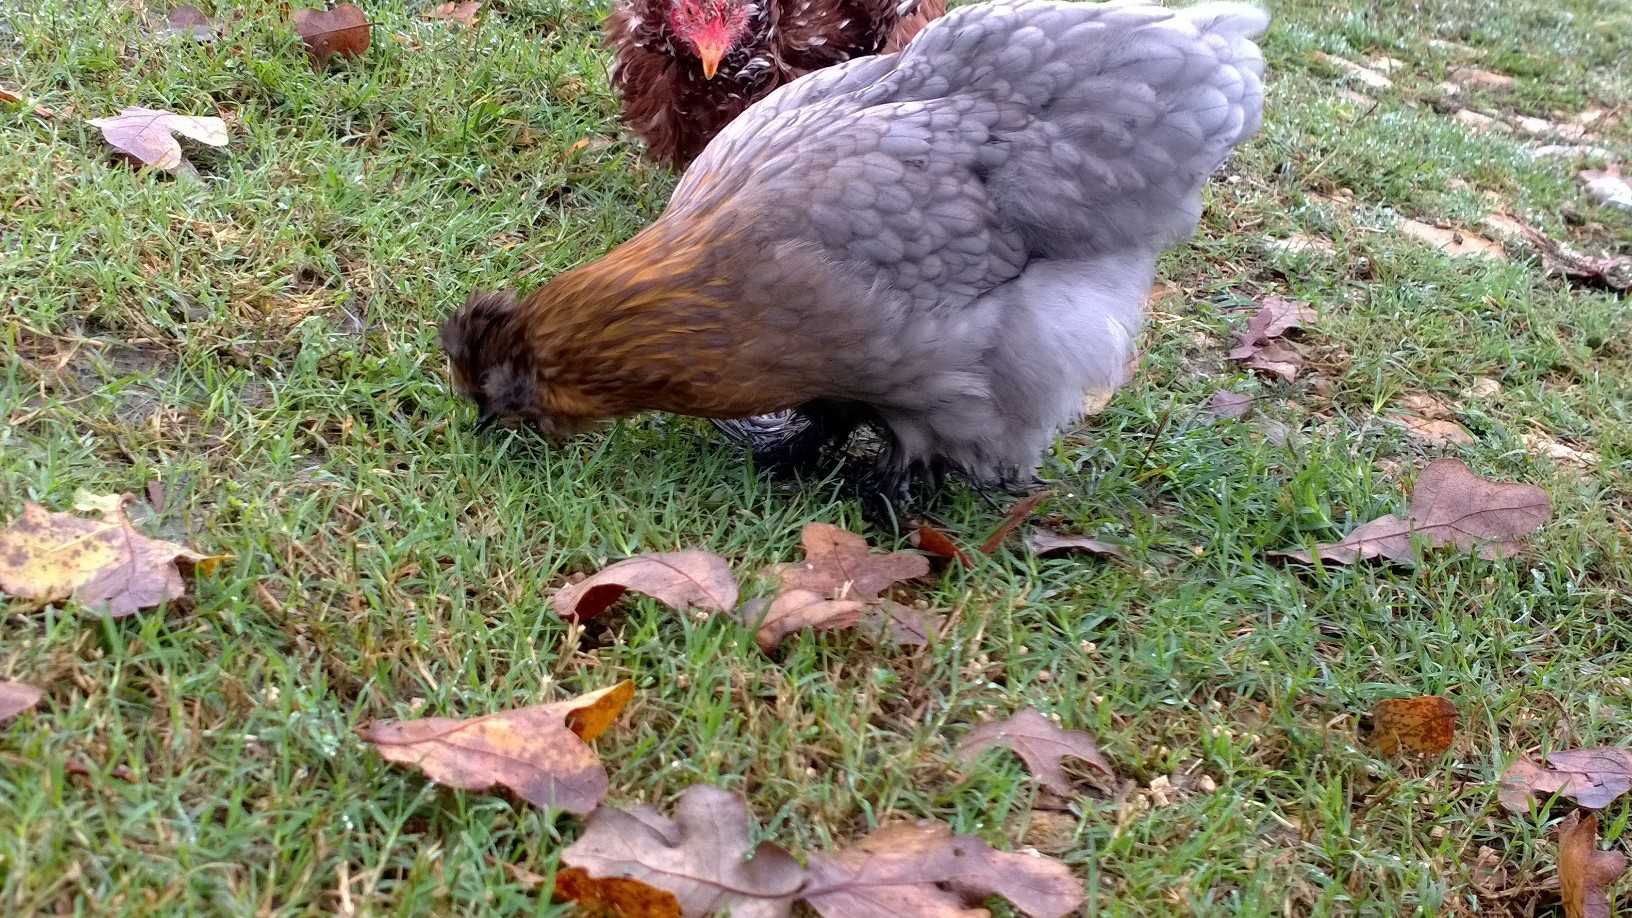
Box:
xmin=681 ymin=0 xmax=1268 ymax=485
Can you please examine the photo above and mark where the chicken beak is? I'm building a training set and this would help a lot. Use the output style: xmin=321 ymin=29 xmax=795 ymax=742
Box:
xmin=696 ymin=39 xmax=726 ymax=79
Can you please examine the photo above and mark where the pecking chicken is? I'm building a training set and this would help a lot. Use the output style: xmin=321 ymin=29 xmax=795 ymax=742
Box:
xmin=444 ymin=0 xmax=1268 ymax=521
xmin=605 ymin=0 xmax=944 ymax=168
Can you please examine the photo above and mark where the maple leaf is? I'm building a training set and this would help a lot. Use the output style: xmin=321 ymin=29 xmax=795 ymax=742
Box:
xmin=357 ymin=681 xmax=634 ymax=815
xmin=294 ymin=3 xmax=371 ymax=67
xmin=1370 ymin=696 xmax=1456 ymax=756
xmin=1558 ymin=811 xmax=1628 ymax=918
xmin=0 ymin=682 xmax=43 ymax=722
xmin=1275 ymin=458 xmax=1550 ymax=565
xmin=0 ymin=497 xmax=219 ymax=617
xmin=1498 ymin=748 xmax=1632 ymax=813
xmin=803 ymin=821 xmax=1084 ymax=918
xmin=1228 ymin=296 xmax=1317 ymax=382
xmin=560 ymin=784 xmax=805 ymax=918
xmin=553 ymin=550 xmax=738 ymax=622
xmin=88 ymin=107 xmax=228 ymax=172
xmin=957 ymin=708 xmax=1113 ymax=794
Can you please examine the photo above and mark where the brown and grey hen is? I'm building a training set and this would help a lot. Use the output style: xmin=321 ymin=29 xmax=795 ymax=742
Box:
xmin=444 ymin=0 xmax=1269 ymax=521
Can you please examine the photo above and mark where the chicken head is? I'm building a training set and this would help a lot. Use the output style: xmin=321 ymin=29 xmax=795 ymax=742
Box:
xmin=666 ymin=0 xmax=751 ymax=78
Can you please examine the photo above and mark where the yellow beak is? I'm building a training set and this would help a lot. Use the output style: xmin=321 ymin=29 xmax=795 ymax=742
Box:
xmin=696 ymin=39 xmax=726 ymax=79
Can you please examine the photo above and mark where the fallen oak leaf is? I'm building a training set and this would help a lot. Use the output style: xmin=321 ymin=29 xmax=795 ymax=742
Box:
xmin=1559 ymin=810 xmax=1628 ymax=918
xmin=1203 ymin=390 xmax=1254 ymax=419
xmin=0 ymin=682 xmax=43 ymax=722
xmin=958 ymin=708 xmax=1112 ymax=794
xmin=554 ymin=550 xmax=738 ymax=622
xmin=560 ymin=784 xmax=805 ymax=918
xmin=908 ymin=491 xmax=1049 ymax=566
xmin=745 ymin=589 xmax=866 ymax=652
xmin=294 ymin=3 xmax=371 ymax=67
xmin=357 ymin=680 xmax=634 ymax=815
xmin=1371 ymin=695 xmax=1456 ymax=756
xmin=553 ymin=867 xmax=684 ymax=917
xmin=909 ymin=523 xmax=974 ymax=566
xmin=803 ymin=821 xmax=1084 ymax=918
xmin=766 ymin=522 xmax=928 ymax=600
xmin=1228 ymin=296 xmax=1316 ymax=382
xmin=1498 ymin=748 xmax=1632 ymax=813
xmin=861 ymin=599 xmax=938 ymax=647
xmin=977 ymin=491 xmax=1050 ymax=555
xmin=0 ymin=498 xmax=220 ymax=617
xmin=88 ymin=107 xmax=227 ymax=172
xmin=1275 ymin=458 xmax=1550 ymax=565
xmin=1389 ymin=413 xmax=1476 ymax=446
xmin=1395 ymin=218 xmax=1506 ymax=259
xmin=423 ymin=0 xmax=481 ymax=24
xmin=1027 ymin=528 xmax=1128 ymax=562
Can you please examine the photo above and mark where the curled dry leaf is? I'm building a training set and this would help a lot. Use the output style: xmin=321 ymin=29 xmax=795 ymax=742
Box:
xmin=958 ymin=708 xmax=1113 ymax=795
xmin=560 ymin=784 xmax=805 ymax=918
xmin=909 ymin=492 xmax=1049 ymax=565
xmin=767 ymin=522 xmax=928 ymax=600
xmin=554 ymin=550 xmax=738 ymax=622
xmin=1558 ymin=810 xmax=1628 ymax=918
xmin=746 ymin=589 xmax=866 ymax=652
xmin=909 ymin=523 xmax=974 ymax=566
xmin=423 ymin=0 xmax=481 ymax=24
xmin=1229 ymin=296 xmax=1316 ymax=382
xmin=803 ymin=821 xmax=1085 ymax=918
xmin=0 ymin=682 xmax=44 ymax=722
xmin=0 ymin=498 xmax=219 ymax=617
xmin=357 ymin=681 xmax=634 ymax=815
xmin=1027 ymin=528 xmax=1128 ymax=562
xmin=1275 ymin=458 xmax=1550 ymax=565
xmin=294 ymin=3 xmax=371 ymax=67
xmin=88 ymin=107 xmax=228 ymax=172
xmin=1371 ymin=695 xmax=1456 ymax=756
xmin=1498 ymin=748 xmax=1632 ymax=813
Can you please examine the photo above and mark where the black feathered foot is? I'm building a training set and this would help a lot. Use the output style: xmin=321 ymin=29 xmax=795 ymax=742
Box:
xmin=712 ymin=400 xmax=871 ymax=479
xmin=854 ymin=459 xmax=950 ymax=535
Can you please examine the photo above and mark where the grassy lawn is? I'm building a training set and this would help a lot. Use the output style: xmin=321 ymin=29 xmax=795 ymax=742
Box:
xmin=3 ymin=0 xmax=1631 ymax=913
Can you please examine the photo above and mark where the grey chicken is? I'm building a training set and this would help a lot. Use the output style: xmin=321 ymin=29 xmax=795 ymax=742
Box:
xmin=442 ymin=0 xmax=1269 ymax=521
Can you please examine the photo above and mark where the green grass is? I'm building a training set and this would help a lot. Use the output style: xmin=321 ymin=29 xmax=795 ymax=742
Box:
xmin=3 ymin=0 xmax=1631 ymax=914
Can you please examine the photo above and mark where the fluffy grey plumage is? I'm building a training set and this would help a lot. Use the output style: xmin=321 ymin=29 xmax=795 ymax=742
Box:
xmin=445 ymin=0 xmax=1268 ymax=520
xmin=705 ymin=0 xmax=1269 ymax=493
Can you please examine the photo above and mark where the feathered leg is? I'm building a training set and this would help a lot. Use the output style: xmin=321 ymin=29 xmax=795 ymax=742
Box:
xmin=712 ymin=399 xmax=873 ymax=478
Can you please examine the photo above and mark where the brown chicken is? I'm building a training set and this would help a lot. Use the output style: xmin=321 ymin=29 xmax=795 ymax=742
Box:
xmin=605 ymin=0 xmax=943 ymax=168
xmin=444 ymin=0 xmax=1268 ymax=520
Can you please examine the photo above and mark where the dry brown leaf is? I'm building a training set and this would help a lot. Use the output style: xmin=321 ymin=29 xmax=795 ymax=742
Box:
xmin=1581 ymin=164 xmax=1632 ymax=211
xmin=554 ymin=550 xmax=738 ymax=622
xmin=0 ymin=86 xmax=20 ymax=104
xmin=356 ymin=681 xmax=633 ymax=814
xmin=1390 ymin=414 xmax=1476 ymax=446
xmin=157 ymin=5 xmax=221 ymax=40
xmin=977 ymin=492 xmax=1050 ymax=555
xmin=1452 ymin=67 xmax=1516 ymax=91
xmin=1558 ymin=811 xmax=1628 ymax=918
xmin=909 ymin=523 xmax=974 ymax=566
xmin=958 ymin=708 xmax=1113 ymax=794
xmin=909 ymin=493 xmax=1048 ymax=564
xmin=1264 ymin=233 xmax=1338 ymax=257
xmin=766 ymin=522 xmax=928 ymax=601
xmin=294 ymin=3 xmax=371 ymax=67
xmin=1228 ymin=296 xmax=1315 ymax=382
xmin=88 ymin=107 xmax=228 ymax=172
xmin=1395 ymin=218 xmax=1505 ymax=258
xmin=0 ymin=498 xmax=218 ymax=617
xmin=423 ymin=0 xmax=481 ymax=24
xmin=1371 ymin=695 xmax=1456 ymax=756
xmin=861 ymin=600 xmax=938 ymax=647
xmin=560 ymin=784 xmax=805 ymax=918
xmin=747 ymin=589 xmax=867 ymax=652
xmin=804 ymin=821 xmax=1084 ymax=918
xmin=1027 ymin=528 xmax=1128 ymax=562
xmin=1524 ymin=434 xmax=1600 ymax=468
xmin=0 ymin=682 xmax=43 ymax=722
xmin=553 ymin=867 xmax=684 ymax=917
xmin=1498 ymin=749 xmax=1632 ymax=812
xmin=1275 ymin=458 xmax=1550 ymax=564
xmin=1204 ymin=390 xmax=1254 ymax=419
